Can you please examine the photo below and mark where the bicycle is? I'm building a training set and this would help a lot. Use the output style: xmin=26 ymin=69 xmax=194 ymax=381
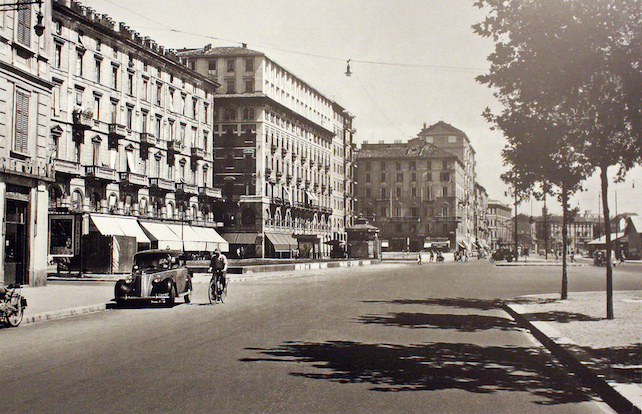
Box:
xmin=208 ymin=271 xmax=227 ymax=304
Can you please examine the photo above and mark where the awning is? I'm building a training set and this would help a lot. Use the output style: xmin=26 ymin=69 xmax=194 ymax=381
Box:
xmin=223 ymin=232 xmax=259 ymax=245
xmin=423 ymin=241 xmax=432 ymax=248
xmin=457 ymin=241 xmax=467 ymax=250
xmin=306 ymin=191 xmax=318 ymax=203
xmin=162 ymin=223 xmax=229 ymax=252
xmin=139 ymin=221 xmax=184 ymax=250
xmin=266 ymin=233 xmax=297 ymax=253
xmin=90 ymin=214 xmax=151 ymax=244
xmin=381 ymin=240 xmax=389 ymax=248
xmin=588 ymin=232 xmax=625 ymax=245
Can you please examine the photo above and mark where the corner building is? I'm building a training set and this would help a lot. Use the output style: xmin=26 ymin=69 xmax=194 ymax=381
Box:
xmin=178 ymin=45 xmax=356 ymax=258
xmin=0 ymin=0 xmax=54 ymax=286
xmin=48 ymin=0 xmax=223 ymax=274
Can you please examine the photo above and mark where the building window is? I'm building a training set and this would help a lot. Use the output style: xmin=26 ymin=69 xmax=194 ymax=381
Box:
xmin=112 ymin=65 xmax=118 ymax=90
xmin=226 ymin=79 xmax=235 ymax=94
xmin=443 ymin=186 xmax=448 ymax=197
xmin=17 ymin=2 xmax=31 ymax=46
xmin=243 ymin=107 xmax=255 ymax=120
xmin=94 ymin=59 xmax=101 ymax=83
xmin=410 ymin=161 xmax=416 ymax=170
xmin=396 ymin=187 xmax=401 ymax=197
xmin=411 ymin=187 xmax=417 ymax=197
xmin=155 ymin=116 xmax=162 ymax=140
xmin=396 ymin=162 xmax=401 ymax=170
xmin=192 ymin=98 xmax=198 ymax=119
xmin=411 ymin=172 xmax=416 ymax=182
xmin=223 ymin=108 xmax=236 ymax=121
xmin=426 ymin=173 xmax=432 ymax=182
xmin=396 ymin=173 xmax=403 ymax=182
xmin=76 ymin=51 xmax=84 ymax=77
xmin=227 ymin=59 xmax=235 ymax=72
xmin=380 ymin=172 xmax=386 ymax=182
xmin=440 ymin=172 xmax=450 ymax=182
xmin=14 ymin=90 xmax=29 ymax=154
xmin=141 ymin=110 xmax=148 ymax=133
xmin=243 ymin=78 xmax=255 ymax=93
xmin=365 ymin=187 xmax=371 ymax=197
xmin=365 ymin=173 xmax=370 ymax=183
xmin=208 ymin=59 xmax=216 ymax=72
xmin=245 ymin=58 xmax=253 ymax=72
xmin=126 ymin=106 xmax=133 ymax=129
xmin=380 ymin=161 xmax=386 ymax=170
xmin=55 ymin=43 xmax=62 ymax=69
xmin=380 ymin=188 xmax=387 ymax=199
xmin=127 ymin=72 xmax=134 ymax=95
xmin=142 ymin=78 xmax=149 ymax=101
xmin=110 ymin=101 xmax=118 ymax=124
xmin=94 ymin=95 xmax=100 ymax=120
xmin=54 ymin=19 xmax=62 ymax=35
xmin=443 ymin=160 xmax=448 ymax=169
xmin=156 ymin=83 xmax=162 ymax=105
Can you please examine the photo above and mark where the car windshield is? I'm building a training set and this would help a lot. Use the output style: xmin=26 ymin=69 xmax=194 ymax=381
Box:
xmin=134 ymin=253 xmax=173 ymax=272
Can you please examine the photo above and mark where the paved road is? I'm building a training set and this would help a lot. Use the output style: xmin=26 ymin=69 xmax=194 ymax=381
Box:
xmin=3 ymin=260 xmax=634 ymax=413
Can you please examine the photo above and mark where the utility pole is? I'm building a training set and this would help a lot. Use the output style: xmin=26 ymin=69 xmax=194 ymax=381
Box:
xmin=543 ymin=197 xmax=548 ymax=261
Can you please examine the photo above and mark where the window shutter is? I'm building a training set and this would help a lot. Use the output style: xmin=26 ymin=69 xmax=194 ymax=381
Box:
xmin=15 ymin=91 xmax=29 ymax=153
xmin=17 ymin=2 xmax=31 ymax=46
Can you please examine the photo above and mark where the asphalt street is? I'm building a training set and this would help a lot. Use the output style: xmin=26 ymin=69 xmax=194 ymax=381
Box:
xmin=3 ymin=260 xmax=637 ymax=413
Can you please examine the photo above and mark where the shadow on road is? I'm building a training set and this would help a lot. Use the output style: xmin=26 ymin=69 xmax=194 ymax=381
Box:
xmin=357 ymin=312 xmax=519 ymax=332
xmin=241 ymin=340 xmax=592 ymax=404
xmin=363 ymin=297 xmax=503 ymax=311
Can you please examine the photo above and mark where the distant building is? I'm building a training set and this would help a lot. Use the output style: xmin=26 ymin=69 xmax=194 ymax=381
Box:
xmin=354 ymin=121 xmax=477 ymax=252
xmin=533 ymin=212 xmax=600 ymax=255
xmin=177 ymin=45 xmax=356 ymax=258
xmin=487 ymin=200 xmax=512 ymax=249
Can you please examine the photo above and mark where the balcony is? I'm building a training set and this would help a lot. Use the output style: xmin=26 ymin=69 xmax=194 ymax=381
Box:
xmin=190 ymin=146 xmax=204 ymax=160
xmin=53 ymin=158 xmax=83 ymax=176
xmin=149 ymin=177 xmax=175 ymax=192
xmin=281 ymin=148 xmax=287 ymax=157
xmin=270 ymin=144 xmax=277 ymax=155
xmin=198 ymin=186 xmax=222 ymax=199
xmin=140 ymin=132 xmax=157 ymax=147
xmin=176 ymin=182 xmax=198 ymax=196
xmin=108 ymin=123 xmax=127 ymax=138
xmin=72 ymin=109 xmax=93 ymax=130
xmin=119 ymin=171 xmax=148 ymax=187
xmin=324 ymin=164 xmax=330 ymax=172
xmin=167 ymin=140 xmax=183 ymax=154
xmin=85 ymin=165 xmax=116 ymax=181
xmin=291 ymin=153 xmax=297 ymax=162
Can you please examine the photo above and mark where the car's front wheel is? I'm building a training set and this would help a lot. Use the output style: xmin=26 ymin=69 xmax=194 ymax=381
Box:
xmin=166 ymin=286 xmax=176 ymax=307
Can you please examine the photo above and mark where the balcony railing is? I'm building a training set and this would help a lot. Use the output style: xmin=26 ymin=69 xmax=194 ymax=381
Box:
xmin=119 ymin=171 xmax=148 ymax=187
xmin=167 ymin=140 xmax=183 ymax=153
xmin=140 ymin=132 xmax=157 ymax=147
xmin=85 ymin=165 xmax=116 ymax=181
xmin=53 ymin=158 xmax=83 ymax=176
xmin=198 ymin=186 xmax=222 ymax=199
xmin=190 ymin=146 xmax=204 ymax=160
xmin=176 ymin=182 xmax=198 ymax=195
xmin=149 ymin=177 xmax=175 ymax=191
xmin=72 ymin=109 xmax=93 ymax=130
xmin=108 ymin=123 xmax=127 ymax=138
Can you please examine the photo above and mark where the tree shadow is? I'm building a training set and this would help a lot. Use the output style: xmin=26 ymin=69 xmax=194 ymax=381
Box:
xmin=363 ymin=298 xmax=502 ymax=311
xmin=357 ymin=312 xmax=519 ymax=332
xmin=577 ymin=344 xmax=642 ymax=383
xmin=522 ymin=311 xmax=602 ymax=323
xmin=241 ymin=340 xmax=591 ymax=405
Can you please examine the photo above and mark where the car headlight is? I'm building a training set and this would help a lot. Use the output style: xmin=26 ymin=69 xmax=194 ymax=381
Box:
xmin=153 ymin=276 xmax=162 ymax=283
xmin=125 ymin=275 xmax=133 ymax=284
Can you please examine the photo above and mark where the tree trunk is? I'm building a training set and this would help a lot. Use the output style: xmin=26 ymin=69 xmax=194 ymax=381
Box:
xmin=561 ymin=184 xmax=568 ymax=300
xmin=600 ymin=166 xmax=614 ymax=319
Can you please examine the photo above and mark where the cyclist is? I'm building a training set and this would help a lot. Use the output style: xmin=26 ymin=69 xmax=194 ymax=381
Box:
xmin=208 ymin=247 xmax=228 ymax=298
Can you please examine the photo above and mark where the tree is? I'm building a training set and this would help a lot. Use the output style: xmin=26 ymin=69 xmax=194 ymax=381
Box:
xmin=474 ymin=0 xmax=642 ymax=317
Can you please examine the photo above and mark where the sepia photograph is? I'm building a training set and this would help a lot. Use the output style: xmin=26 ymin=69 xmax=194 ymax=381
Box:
xmin=0 ymin=0 xmax=640 ymax=412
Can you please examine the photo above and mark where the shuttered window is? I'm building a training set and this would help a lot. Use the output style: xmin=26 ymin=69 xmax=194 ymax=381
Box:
xmin=14 ymin=90 xmax=29 ymax=153
xmin=17 ymin=2 xmax=31 ymax=46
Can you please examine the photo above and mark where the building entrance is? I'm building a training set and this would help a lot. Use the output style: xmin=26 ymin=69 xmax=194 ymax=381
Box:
xmin=4 ymin=199 xmax=28 ymax=285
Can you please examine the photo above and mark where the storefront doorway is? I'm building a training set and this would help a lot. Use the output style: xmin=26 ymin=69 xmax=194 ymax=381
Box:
xmin=4 ymin=199 xmax=29 ymax=285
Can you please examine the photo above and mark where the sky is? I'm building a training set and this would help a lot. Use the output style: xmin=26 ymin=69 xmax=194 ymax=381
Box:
xmin=82 ymin=0 xmax=641 ymax=218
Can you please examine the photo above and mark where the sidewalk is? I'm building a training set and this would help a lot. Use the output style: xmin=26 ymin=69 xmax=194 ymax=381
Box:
xmin=504 ymin=291 xmax=641 ymax=414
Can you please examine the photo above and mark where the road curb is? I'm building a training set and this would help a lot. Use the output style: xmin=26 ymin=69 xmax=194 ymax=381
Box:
xmin=23 ymin=303 xmax=109 ymax=325
xmin=503 ymin=302 xmax=641 ymax=414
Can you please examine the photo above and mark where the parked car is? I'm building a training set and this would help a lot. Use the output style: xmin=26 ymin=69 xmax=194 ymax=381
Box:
xmin=489 ymin=246 xmax=518 ymax=263
xmin=115 ymin=249 xmax=192 ymax=306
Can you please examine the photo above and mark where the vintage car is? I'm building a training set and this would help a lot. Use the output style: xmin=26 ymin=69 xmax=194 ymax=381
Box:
xmin=489 ymin=245 xmax=518 ymax=263
xmin=115 ymin=249 xmax=192 ymax=306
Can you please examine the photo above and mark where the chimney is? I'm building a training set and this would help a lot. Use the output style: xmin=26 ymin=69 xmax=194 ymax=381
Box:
xmin=242 ymin=43 xmax=248 ymax=48
xmin=204 ymin=43 xmax=212 ymax=51
xmin=423 ymin=122 xmax=427 ymax=129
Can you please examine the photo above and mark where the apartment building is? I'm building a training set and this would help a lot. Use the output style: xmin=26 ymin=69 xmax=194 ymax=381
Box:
xmin=48 ymin=0 xmax=224 ymax=273
xmin=178 ymin=45 xmax=356 ymax=258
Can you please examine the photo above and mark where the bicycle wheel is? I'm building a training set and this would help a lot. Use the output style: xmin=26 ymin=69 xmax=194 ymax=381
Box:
xmin=6 ymin=297 xmax=24 ymax=327
xmin=208 ymin=279 xmax=217 ymax=304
